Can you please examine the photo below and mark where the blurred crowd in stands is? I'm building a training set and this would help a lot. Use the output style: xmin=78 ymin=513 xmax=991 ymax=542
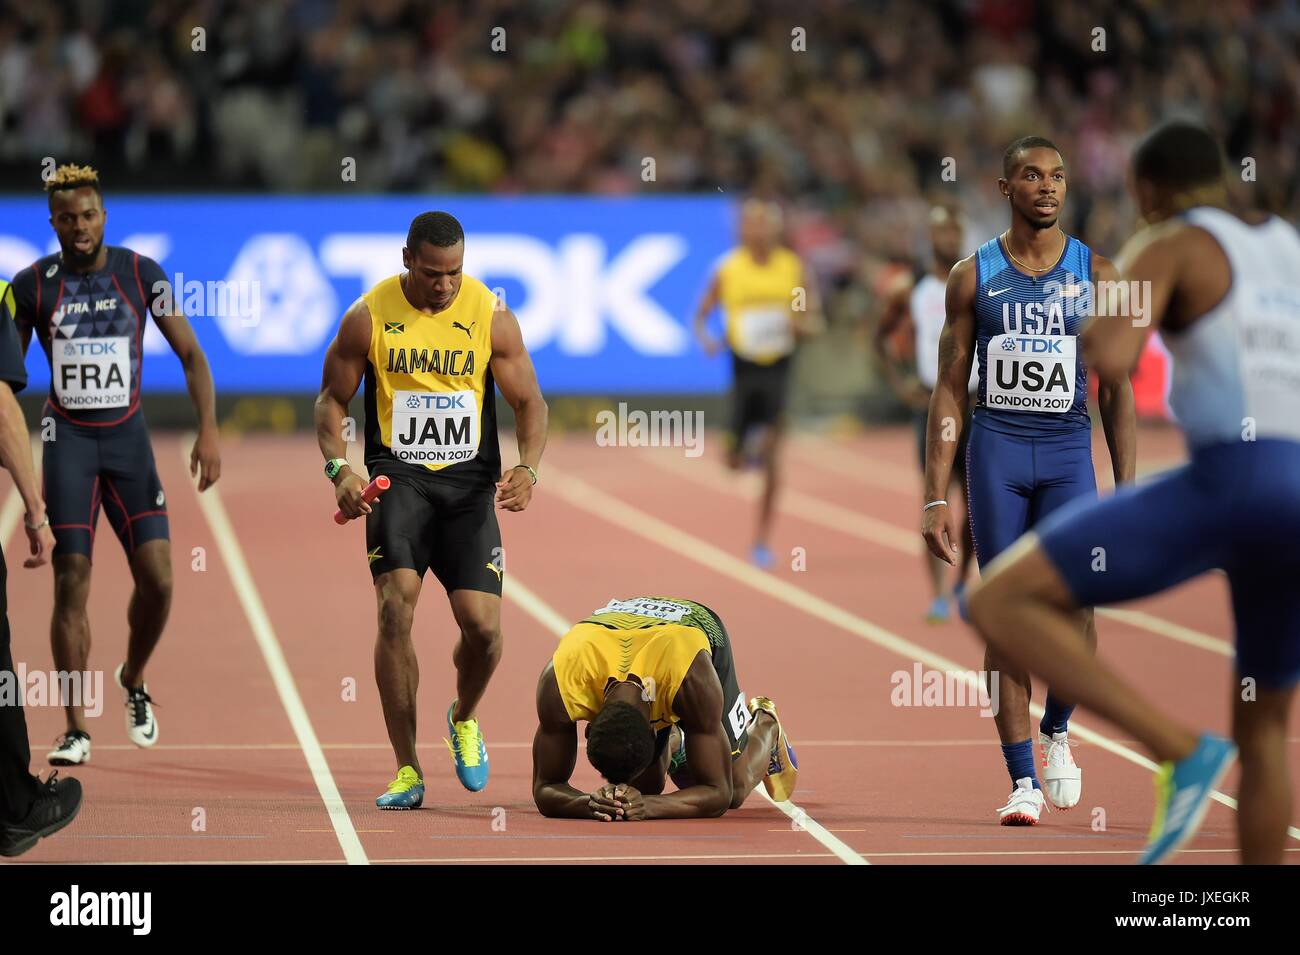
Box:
xmin=2 ymin=0 xmax=1297 ymax=323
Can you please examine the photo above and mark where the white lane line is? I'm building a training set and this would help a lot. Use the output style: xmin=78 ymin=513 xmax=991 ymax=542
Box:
xmin=641 ymin=449 xmax=1234 ymax=657
xmin=502 ymin=573 xmax=869 ymax=866
xmin=543 ymin=467 xmax=1300 ymax=844
xmin=182 ymin=439 xmax=368 ymax=865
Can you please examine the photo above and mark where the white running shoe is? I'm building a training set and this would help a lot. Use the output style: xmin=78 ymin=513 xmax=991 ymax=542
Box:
xmin=47 ymin=731 xmax=91 ymax=766
xmin=115 ymin=663 xmax=159 ymax=748
xmin=997 ymin=777 xmax=1047 ymax=826
xmin=1039 ymin=732 xmax=1082 ymax=809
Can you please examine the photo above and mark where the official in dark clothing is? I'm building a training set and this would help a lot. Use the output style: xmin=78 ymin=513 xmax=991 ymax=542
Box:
xmin=0 ymin=277 xmax=82 ymax=858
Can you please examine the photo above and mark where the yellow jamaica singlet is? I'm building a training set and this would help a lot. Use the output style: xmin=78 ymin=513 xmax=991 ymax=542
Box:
xmin=362 ymin=272 xmax=500 ymax=483
xmin=717 ymin=245 xmax=803 ymax=365
xmin=553 ymin=596 xmax=731 ymax=734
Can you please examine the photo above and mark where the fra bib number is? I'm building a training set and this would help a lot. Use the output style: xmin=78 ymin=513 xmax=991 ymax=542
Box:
xmin=53 ymin=336 xmax=130 ymax=409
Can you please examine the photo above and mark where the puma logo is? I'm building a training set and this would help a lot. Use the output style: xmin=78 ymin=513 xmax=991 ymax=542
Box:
xmin=485 ymin=561 xmax=502 ymax=582
xmin=452 ymin=321 xmax=476 ymax=339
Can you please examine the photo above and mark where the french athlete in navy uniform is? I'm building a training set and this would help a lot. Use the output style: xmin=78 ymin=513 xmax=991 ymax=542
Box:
xmin=10 ymin=165 xmax=221 ymax=766
xmin=921 ymin=138 xmax=1136 ymax=826
xmin=970 ymin=122 xmax=1300 ymax=865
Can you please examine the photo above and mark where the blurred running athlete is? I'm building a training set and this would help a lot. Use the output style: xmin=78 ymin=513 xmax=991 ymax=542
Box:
xmin=693 ymin=200 xmax=822 ymax=569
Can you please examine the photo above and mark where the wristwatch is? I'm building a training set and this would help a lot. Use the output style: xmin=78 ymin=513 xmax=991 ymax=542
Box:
xmin=515 ymin=464 xmax=538 ymax=485
xmin=324 ymin=458 xmax=349 ymax=481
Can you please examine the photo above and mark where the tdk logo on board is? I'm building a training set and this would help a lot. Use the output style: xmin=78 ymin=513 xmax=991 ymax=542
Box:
xmin=407 ymin=394 xmax=467 ymax=411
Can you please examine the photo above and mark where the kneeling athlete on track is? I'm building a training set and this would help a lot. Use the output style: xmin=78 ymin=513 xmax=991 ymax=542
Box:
xmin=532 ymin=596 xmax=797 ymax=820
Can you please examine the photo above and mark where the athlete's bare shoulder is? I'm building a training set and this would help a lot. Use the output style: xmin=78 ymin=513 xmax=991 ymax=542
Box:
xmin=945 ymin=254 xmax=979 ymax=306
xmin=1115 ymin=218 xmax=1194 ymax=273
xmin=1117 ymin=219 xmax=1231 ymax=331
xmin=335 ymin=297 xmax=373 ymax=357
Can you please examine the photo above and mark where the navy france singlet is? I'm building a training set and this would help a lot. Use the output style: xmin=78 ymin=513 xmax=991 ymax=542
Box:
xmin=11 ymin=246 xmax=169 ymax=426
xmin=973 ymin=234 xmax=1093 ymax=436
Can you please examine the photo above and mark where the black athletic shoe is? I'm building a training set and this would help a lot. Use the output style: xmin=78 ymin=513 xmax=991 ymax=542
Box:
xmin=0 ymin=771 xmax=84 ymax=857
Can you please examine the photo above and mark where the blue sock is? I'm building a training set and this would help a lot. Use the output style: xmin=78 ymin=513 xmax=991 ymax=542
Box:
xmin=1001 ymin=739 xmax=1039 ymax=788
xmin=1040 ymin=694 xmax=1076 ymax=737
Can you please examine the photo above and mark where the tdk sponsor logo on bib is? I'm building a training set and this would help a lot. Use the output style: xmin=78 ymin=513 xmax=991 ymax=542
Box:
xmin=53 ymin=336 xmax=131 ymax=409
xmin=391 ymin=389 xmax=479 ymax=463
xmin=986 ymin=334 xmax=1076 ymax=412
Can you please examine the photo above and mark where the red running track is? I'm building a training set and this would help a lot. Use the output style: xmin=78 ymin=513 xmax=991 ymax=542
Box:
xmin=2 ymin=424 xmax=1296 ymax=865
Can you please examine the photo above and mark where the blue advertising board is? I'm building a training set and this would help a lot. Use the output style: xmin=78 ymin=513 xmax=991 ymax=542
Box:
xmin=0 ymin=196 xmax=735 ymax=394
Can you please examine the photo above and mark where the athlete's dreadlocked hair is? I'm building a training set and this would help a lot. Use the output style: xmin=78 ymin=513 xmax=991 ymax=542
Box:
xmin=44 ymin=164 xmax=102 ymax=208
xmin=586 ymin=702 xmax=657 ymax=784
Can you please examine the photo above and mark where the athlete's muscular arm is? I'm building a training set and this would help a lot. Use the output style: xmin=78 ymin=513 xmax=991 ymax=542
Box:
xmin=692 ymin=272 xmax=724 ymax=356
xmin=623 ymin=656 xmax=732 ymax=820
xmin=1083 ymin=221 xmax=1183 ymax=383
xmin=873 ymin=272 xmax=928 ymax=410
xmin=490 ymin=306 xmax=547 ymax=512
xmin=921 ymin=256 xmax=977 ymax=565
xmin=1090 ymin=255 xmax=1137 ymax=485
xmin=532 ymin=664 xmax=600 ymax=819
xmin=315 ymin=298 xmax=372 ymax=519
xmin=0 ymin=383 xmax=52 ymax=568
xmin=0 ymin=286 xmax=52 ymax=567
xmin=153 ymin=308 xmax=221 ymax=490
xmin=10 ymin=266 xmax=41 ymax=361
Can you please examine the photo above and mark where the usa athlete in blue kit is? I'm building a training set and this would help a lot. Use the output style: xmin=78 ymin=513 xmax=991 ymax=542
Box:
xmin=921 ymin=138 xmax=1136 ymax=826
xmin=971 ymin=122 xmax=1300 ymax=865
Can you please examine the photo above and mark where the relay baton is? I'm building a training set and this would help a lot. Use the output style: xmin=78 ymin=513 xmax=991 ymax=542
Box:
xmin=333 ymin=475 xmax=391 ymax=525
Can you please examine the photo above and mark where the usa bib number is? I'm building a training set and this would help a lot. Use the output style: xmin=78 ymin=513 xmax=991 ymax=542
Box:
xmin=733 ymin=306 xmax=794 ymax=361
xmin=985 ymin=334 xmax=1076 ymax=413
xmin=53 ymin=336 xmax=130 ymax=409
xmin=391 ymin=389 xmax=479 ymax=464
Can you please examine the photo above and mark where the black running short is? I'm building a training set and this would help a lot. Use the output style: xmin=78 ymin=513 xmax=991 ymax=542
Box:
xmin=364 ymin=466 xmax=503 ymax=596
xmin=650 ymin=604 xmax=750 ymax=758
xmin=729 ymin=354 xmax=792 ymax=448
